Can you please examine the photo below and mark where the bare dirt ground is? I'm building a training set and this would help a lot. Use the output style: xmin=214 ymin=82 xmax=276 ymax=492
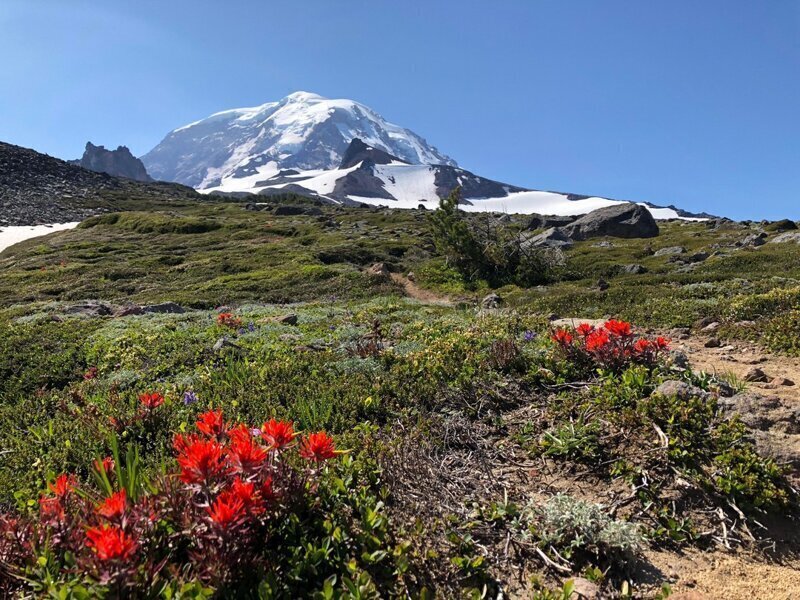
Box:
xmin=390 ymin=272 xmax=454 ymax=305
xmin=676 ymin=335 xmax=800 ymax=406
xmin=647 ymin=549 xmax=800 ymax=599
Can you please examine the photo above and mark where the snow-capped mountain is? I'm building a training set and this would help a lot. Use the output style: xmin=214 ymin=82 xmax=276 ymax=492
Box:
xmin=142 ymin=92 xmax=704 ymax=220
xmin=141 ymin=91 xmax=455 ymax=189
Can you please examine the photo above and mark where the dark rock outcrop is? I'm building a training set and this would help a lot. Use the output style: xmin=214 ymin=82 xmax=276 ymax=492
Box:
xmin=0 ymin=141 xmax=200 ymax=226
xmin=71 ymin=142 xmax=152 ymax=182
xmin=561 ymin=203 xmax=659 ymax=240
xmin=339 ymin=138 xmax=405 ymax=169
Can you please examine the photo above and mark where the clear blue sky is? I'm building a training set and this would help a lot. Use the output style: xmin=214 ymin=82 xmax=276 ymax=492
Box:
xmin=1 ymin=1 xmax=798 ymax=219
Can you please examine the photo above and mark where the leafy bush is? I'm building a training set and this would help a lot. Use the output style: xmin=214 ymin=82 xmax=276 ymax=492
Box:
xmin=429 ymin=188 xmax=561 ymax=287
xmin=727 ymin=286 xmax=800 ymax=321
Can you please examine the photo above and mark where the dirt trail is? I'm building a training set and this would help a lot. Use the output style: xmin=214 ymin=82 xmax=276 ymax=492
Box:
xmin=390 ymin=273 xmax=454 ymax=305
xmin=647 ymin=550 xmax=800 ymax=599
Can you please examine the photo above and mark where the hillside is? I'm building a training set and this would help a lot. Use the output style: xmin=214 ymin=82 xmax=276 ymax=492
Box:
xmin=1 ymin=199 xmax=799 ymax=597
xmin=0 ymin=141 xmax=204 ymax=225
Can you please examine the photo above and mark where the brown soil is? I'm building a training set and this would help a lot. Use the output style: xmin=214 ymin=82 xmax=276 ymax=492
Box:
xmin=390 ymin=272 xmax=454 ymax=305
xmin=676 ymin=335 xmax=800 ymax=406
xmin=646 ymin=549 xmax=800 ymax=599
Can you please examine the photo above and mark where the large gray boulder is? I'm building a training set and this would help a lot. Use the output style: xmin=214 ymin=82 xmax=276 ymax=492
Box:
xmin=561 ymin=203 xmax=659 ymax=240
xmin=770 ymin=232 xmax=800 ymax=244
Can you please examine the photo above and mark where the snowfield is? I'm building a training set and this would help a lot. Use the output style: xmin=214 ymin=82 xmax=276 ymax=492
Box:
xmin=0 ymin=222 xmax=79 ymax=253
xmin=200 ymin=162 xmax=698 ymax=220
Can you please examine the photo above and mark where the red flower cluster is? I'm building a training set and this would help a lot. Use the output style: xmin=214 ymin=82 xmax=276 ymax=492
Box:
xmin=84 ymin=366 xmax=99 ymax=381
xmin=217 ymin=312 xmax=243 ymax=329
xmin=86 ymin=524 xmax=137 ymax=561
xmin=551 ymin=320 xmax=669 ymax=372
xmin=138 ymin=392 xmax=165 ymax=410
xmin=0 ymin=410 xmax=346 ymax=592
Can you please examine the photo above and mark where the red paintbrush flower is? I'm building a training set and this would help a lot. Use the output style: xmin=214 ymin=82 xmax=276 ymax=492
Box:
xmin=217 ymin=312 xmax=242 ymax=328
xmin=94 ymin=456 xmax=115 ymax=476
xmin=604 ymin=319 xmax=632 ymax=337
xmin=634 ymin=338 xmax=652 ymax=353
xmin=173 ymin=434 xmax=228 ymax=485
xmin=551 ymin=328 xmax=573 ymax=345
xmin=227 ymin=426 xmax=268 ymax=473
xmin=85 ymin=524 xmax=137 ymax=561
xmin=299 ymin=432 xmax=338 ymax=462
xmin=262 ymin=418 xmax=297 ymax=449
xmin=229 ymin=476 xmax=264 ymax=513
xmin=261 ymin=475 xmax=276 ymax=502
xmin=206 ymin=492 xmax=245 ymax=528
xmin=97 ymin=489 xmax=127 ymax=520
xmin=48 ymin=474 xmax=74 ymax=497
xmin=655 ymin=336 xmax=670 ymax=349
xmin=585 ymin=329 xmax=611 ymax=352
xmin=139 ymin=392 xmax=165 ymax=410
xmin=575 ymin=323 xmax=594 ymax=336
xmin=196 ymin=410 xmax=227 ymax=437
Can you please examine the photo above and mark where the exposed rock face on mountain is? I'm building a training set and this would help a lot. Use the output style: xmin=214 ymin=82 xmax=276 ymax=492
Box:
xmin=242 ymin=138 xmax=527 ymax=206
xmin=0 ymin=141 xmax=200 ymax=226
xmin=71 ymin=142 xmax=152 ymax=182
xmin=339 ymin=138 xmax=405 ymax=169
xmin=142 ymin=91 xmax=456 ymax=189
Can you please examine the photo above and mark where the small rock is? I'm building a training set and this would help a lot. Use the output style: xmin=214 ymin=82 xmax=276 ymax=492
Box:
xmin=704 ymin=337 xmax=721 ymax=348
xmin=771 ymin=377 xmax=795 ymax=387
xmin=743 ymin=367 xmax=768 ymax=382
xmin=113 ymin=304 xmax=144 ymax=317
xmin=212 ymin=337 xmax=242 ymax=352
xmin=366 ymin=262 xmax=390 ymax=279
xmin=621 ymin=263 xmax=648 ymax=274
xmin=701 ymin=321 xmax=720 ymax=332
xmin=596 ymin=278 xmax=609 ymax=291
xmin=142 ymin=302 xmax=185 ymax=314
xmin=406 ymin=272 xmax=416 ymax=282
xmin=275 ymin=313 xmax=298 ymax=326
xmin=694 ymin=316 xmax=716 ymax=328
xmin=654 ymin=246 xmax=686 ymax=256
xmin=481 ymin=293 xmax=502 ymax=309
xmin=685 ymin=251 xmax=710 ymax=263
xmin=669 ymin=351 xmax=690 ymax=369
xmin=63 ymin=301 xmax=113 ymax=317
xmin=568 ymin=577 xmax=600 ymax=599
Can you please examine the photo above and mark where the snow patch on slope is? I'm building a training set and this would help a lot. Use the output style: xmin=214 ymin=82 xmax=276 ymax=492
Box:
xmin=0 ymin=222 xmax=79 ymax=254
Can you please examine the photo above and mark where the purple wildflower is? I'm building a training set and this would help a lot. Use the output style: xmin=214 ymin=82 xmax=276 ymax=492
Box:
xmin=183 ymin=390 xmax=198 ymax=405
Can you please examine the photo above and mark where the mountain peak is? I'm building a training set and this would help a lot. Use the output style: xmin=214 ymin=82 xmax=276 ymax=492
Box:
xmin=283 ymin=91 xmax=326 ymax=102
xmin=142 ymin=93 xmax=456 ymax=188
